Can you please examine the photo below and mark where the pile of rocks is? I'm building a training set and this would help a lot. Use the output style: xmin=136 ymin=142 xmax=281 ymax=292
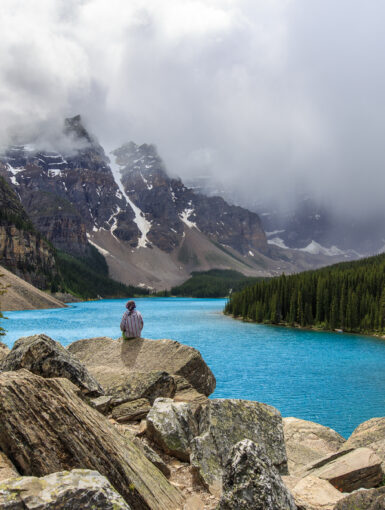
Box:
xmin=0 ymin=333 xmax=383 ymax=509
xmin=283 ymin=416 xmax=385 ymax=509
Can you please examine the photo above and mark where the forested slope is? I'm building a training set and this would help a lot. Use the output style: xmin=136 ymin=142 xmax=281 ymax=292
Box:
xmin=166 ymin=269 xmax=264 ymax=298
xmin=224 ymin=254 xmax=385 ymax=334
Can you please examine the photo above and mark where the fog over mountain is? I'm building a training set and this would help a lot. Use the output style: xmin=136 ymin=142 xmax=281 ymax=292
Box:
xmin=1 ymin=0 xmax=385 ymax=219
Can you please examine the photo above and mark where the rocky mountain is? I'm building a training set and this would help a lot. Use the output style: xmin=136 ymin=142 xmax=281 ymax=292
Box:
xmin=0 ymin=176 xmax=57 ymax=289
xmin=111 ymin=142 xmax=267 ymax=255
xmin=257 ymin=197 xmax=382 ymax=258
xmin=0 ymin=116 xmax=135 ymax=258
xmin=0 ymin=115 xmax=358 ymax=291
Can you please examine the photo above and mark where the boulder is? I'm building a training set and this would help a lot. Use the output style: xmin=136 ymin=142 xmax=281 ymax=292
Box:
xmin=303 ymin=447 xmax=383 ymax=492
xmin=146 ymin=398 xmax=201 ymax=462
xmin=283 ymin=417 xmax=346 ymax=475
xmin=343 ymin=417 xmax=385 ymax=472
xmin=89 ymin=395 xmax=113 ymax=414
xmin=290 ymin=475 xmax=347 ymax=510
xmin=172 ymin=375 xmax=208 ymax=405
xmin=68 ymin=336 xmax=216 ymax=396
xmin=0 ymin=369 xmax=184 ymax=510
xmin=0 ymin=469 xmax=130 ymax=509
xmin=219 ymin=439 xmax=296 ymax=510
xmin=334 ymin=486 xmax=385 ymax=509
xmin=1 ymin=334 xmax=103 ymax=397
xmin=0 ymin=452 xmax=18 ymax=482
xmin=190 ymin=399 xmax=288 ymax=496
xmin=96 ymin=369 xmax=176 ymax=406
xmin=112 ymin=398 xmax=151 ymax=423
xmin=0 ymin=342 xmax=9 ymax=362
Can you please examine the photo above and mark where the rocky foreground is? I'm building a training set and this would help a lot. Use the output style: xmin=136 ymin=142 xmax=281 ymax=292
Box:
xmin=0 ymin=334 xmax=384 ymax=509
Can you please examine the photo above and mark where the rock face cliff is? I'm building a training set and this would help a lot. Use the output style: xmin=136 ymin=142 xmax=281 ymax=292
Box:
xmin=0 ymin=116 xmax=135 ymax=257
xmin=0 ymin=176 xmax=57 ymax=288
xmin=113 ymin=142 xmax=267 ymax=255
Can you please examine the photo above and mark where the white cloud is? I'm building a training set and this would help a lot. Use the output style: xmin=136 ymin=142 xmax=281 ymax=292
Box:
xmin=0 ymin=0 xmax=385 ymax=217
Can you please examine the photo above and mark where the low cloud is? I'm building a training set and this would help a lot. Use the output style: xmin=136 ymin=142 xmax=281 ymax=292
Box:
xmin=1 ymin=0 xmax=385 ymax=217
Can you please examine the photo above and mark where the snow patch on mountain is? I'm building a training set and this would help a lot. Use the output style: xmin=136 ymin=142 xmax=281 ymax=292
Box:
xmin=48 ymin=169 xmax=63 ymax=177
xmin=266 ymin=229 xmax=285 ymax=237
xmin=267 ymin=237 xmax=290 ymax=249
xmin=109 ymin=154 xmax=152 ymax=248
xmin=86 ymin=235 xmax=111 ymax=257
xmin=107 ymin=205 xmax=121 ymax=238
xmin=298 ymin=241 xmax=345 ymax=256
xmin=179 ymin=208 xmax=199 ymax=230
xmin=7 ymin=163 xmax=24 ymax=186
xmin=268 ymin=237 xmax=352 ymax=257
xmin=140 ymin=172 xmax=153 ymax=190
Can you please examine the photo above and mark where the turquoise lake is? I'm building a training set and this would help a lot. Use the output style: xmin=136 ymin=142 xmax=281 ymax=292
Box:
xmin=3 ymin=297 xmax=385 ymax=438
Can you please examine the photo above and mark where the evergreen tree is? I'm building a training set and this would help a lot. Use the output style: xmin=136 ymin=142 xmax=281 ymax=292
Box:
xmin=224 ymin=253 xmax=385 ymax=335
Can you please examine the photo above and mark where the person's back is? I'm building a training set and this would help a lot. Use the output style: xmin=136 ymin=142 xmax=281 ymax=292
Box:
xmin=120 ymin=300 xmax=143 ymax=339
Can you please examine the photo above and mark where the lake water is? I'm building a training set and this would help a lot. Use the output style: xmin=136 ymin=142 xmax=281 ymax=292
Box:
xmin=3 ymin=297 xmax=385 ymax=438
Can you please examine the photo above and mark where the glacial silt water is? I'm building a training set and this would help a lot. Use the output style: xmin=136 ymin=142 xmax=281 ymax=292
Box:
xmin=3 ymin=297 xmax=385 ymax=438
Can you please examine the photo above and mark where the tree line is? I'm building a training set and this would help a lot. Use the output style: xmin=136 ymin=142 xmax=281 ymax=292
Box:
xmin=167 ymin=269 xmax=265 ymax=298
xmin=224 ymin=254 xmax=385 ymax=334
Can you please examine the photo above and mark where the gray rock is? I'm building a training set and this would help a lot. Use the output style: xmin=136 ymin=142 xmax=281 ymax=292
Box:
xmin=0 ymin=369 xmax=184 ymax=510
xmin=302 ymin=447 xmax=383 ymax=492
xmin=0 ymin=469 xmax=131 ymax=509
xmin=334 ymin=486 xmax=385 ymax=509
xmin=68 ymin=336 xmax=216 ymax=396
xmin=146 ymin=398 xmax=201 ymax=461
xmin=90 ymin=368 xmax=176 ymax=406
xmin=219 ymin=439 xmax=296 ymax=510
xmin=112 ymin=398 xmax=151 ymax=422
xmin=89 ymin=395 xmax=113 ymax=414
xmin=190 ymin=399 xmax=288 ymax=496
xmin=283 ymin=416 xmax=346 ymax=475
xmin=1 ymin=334 xmax=103 ymax=397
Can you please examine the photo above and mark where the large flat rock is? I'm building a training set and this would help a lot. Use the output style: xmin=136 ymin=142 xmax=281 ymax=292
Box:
xmin=283 ymin=417 xmax=346 ymax=475
xmin=94 ymin=368 xmax=176 ymax=405
xmin=343 ymin=417 xmax=385 ymax=472
xmin=303 ymin=447 xmax=383 ymax=492
xmin=68 ymin=336 xmax=216 ymax=396
xmin=190 ymin=399 xmax=288 ymax=496
xmin=1 ymin=334 xmax=103 ymax=397
xmin=0 ymin=469 xmax=130 ymax=509
xmin=290 ymin=475 xmax=347 ymax=510
xmin=0 ymin=369 xmax=184 ymax=510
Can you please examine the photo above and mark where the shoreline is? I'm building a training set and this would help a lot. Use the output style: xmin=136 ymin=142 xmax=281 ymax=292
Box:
xmin=225 ymin=312 xmax=385 ymax=341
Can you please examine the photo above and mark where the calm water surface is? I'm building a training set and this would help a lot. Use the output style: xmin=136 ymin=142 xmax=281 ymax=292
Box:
xmin=3 ymin=297 xmax=385 ymax=437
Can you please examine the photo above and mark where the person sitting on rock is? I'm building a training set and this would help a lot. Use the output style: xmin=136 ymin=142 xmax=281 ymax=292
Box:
xmin=120 ymin=300 xmax=143 ymax=340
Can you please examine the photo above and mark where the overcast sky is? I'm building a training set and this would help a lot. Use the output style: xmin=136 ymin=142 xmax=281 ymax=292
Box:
xmin=1 ymin=0 xmax=385 ymax=216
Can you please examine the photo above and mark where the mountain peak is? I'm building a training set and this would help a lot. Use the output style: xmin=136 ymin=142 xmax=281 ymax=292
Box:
xmin=112 ymin=141 xmax=165 ymax=178
xmin=64 ymin=115 xmax=92 ymax=144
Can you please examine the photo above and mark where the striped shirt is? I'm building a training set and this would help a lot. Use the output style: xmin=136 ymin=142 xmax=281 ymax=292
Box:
xmin=120 ymin=310 xmax=143 ymax=338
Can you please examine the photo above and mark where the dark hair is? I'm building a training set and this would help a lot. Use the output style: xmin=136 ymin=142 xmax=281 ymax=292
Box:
xmin=126 ymin=300 xmax=136 ymax=311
